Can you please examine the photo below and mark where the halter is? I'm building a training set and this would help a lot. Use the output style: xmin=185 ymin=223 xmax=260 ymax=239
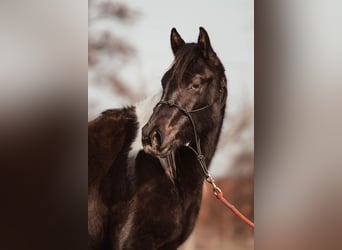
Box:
xmin=154 ymin=84 xmax=226 ymax=181
xmin=154 ymin=99 xmax=213 ymax=181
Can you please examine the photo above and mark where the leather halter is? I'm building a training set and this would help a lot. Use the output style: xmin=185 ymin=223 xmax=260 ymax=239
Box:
xmin=154 ymin=87 xmax=224 ymax=179
xmin=150 ymin=78 xmax=226 ymax=176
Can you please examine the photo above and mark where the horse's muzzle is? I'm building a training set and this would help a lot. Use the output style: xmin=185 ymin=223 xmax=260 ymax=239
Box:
xmin=142 ymin=129 xmax=161 ymax=147
xmin=142 ymin=125 xmax=172 ymax=157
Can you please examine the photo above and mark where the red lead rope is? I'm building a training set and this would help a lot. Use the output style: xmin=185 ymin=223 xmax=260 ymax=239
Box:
xmin=215 ymin=190 xmax=254 ymax=229
xmin=206 ymin=177 xmax=254 ymax=229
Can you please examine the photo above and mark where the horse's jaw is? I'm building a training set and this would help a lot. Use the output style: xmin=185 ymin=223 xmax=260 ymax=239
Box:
xmin=158 ymin=150 xmax=176 ymax=182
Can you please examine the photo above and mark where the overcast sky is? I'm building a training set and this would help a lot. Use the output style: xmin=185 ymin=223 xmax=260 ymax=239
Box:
xmin=90 ymin=0 xmax=253 ymax=117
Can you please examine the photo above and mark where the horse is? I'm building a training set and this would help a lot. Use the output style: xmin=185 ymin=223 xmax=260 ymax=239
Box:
xmin=88 ymin=27 xmax=227 ymax=250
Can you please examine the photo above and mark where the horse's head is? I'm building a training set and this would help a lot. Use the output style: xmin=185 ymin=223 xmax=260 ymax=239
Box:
xmin=142 ymin=27 xmax=227 ymax=158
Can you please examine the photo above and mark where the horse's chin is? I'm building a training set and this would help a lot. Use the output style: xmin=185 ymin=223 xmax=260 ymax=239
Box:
xmin=158 ymin=151 xmax=177 ymax=181
xmin=143 ymin=144 xmax=177 ymax=181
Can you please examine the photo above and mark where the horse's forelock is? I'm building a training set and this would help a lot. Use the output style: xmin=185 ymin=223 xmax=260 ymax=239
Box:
xmin=170 ymin=43 xmax=225 ymax=88
xmin=171 ymin=44 xmax=201 ymax=87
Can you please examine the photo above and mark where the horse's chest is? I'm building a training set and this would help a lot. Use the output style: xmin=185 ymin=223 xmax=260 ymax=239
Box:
xmin=116 ymin=180 xmax=199 ymax=249
xmin=113 ymin=152 xmax=203 ymax=248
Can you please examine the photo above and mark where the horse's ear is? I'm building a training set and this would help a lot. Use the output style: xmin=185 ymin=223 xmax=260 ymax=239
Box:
xmin=198 ymin=27 xmax=219 ymax=66
xmin=198 ymin=27 xmax=212 ymax=50
xmin=170 ymin=28 xmax=185 ymax=55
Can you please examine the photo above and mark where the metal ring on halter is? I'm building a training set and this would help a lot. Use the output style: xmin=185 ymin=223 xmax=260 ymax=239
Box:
xmin=197 ymin=154 xmax=205 ymax=161
xmin=167 ymin=100 xmax=174 ymax=107
xmin=213 ymin=186 xmax=222 ymax=196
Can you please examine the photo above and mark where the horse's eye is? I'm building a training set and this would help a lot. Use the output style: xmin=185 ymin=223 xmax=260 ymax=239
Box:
xmin=191 ymin=83 xmax=200 ymax=90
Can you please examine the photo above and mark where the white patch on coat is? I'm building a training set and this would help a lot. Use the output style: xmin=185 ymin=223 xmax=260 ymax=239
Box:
xmin=120 ymin=92 xmax=162 ymax=248
xmin=128 ymin=91 xmax=163 ymax=160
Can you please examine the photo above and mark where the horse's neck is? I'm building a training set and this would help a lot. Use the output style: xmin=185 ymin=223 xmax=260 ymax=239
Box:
xmin=204 ymin=130 xmax=221 ymax=160
xmin=175 ymin=107 xmax=225 ymax=186
xmin=198 ymin=106 xmax=226 ymax=166
xmin=128 ymin=91 xmax=162 ymax=160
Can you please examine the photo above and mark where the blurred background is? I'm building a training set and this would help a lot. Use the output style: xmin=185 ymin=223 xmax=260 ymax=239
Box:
xmin=88 ymin=0 xmax=254 ymax=249
xmin=2 ymin=1 xmax=342 ymax=250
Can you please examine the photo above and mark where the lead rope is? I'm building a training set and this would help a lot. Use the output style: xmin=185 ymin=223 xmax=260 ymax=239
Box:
xmin=186 ymin=142 xmax=254 ymax=229
xmin=157 ymin=100 xmax=254 ymax=229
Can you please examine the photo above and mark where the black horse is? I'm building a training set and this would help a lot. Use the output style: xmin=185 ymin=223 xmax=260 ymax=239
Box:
xmin=88 ymin=27 xmax=227 ymax=250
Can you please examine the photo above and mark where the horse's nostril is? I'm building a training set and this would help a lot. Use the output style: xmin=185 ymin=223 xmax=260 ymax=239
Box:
xmin=149 ymin=129 xmax=162 ymax=149
xmin=142 ymin=135 xmax=151 ymax=146
xmin=154 ymin=130 xmax=162 ymax=146
xmin=142 ymin=128 xmax=163 ymax=149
